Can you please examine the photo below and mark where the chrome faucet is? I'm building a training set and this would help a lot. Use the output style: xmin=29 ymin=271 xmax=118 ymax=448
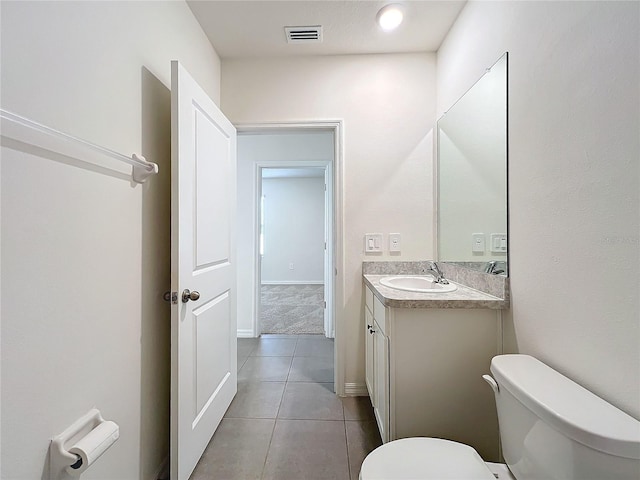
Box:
xmin=424 ymin=261 xmax=449 ymax=284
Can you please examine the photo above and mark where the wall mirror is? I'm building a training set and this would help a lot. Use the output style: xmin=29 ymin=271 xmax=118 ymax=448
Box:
xmin=437 ymin=53 xmax=508 ymax=275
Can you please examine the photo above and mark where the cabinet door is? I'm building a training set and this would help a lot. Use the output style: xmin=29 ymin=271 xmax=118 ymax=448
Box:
xmin=373 ymin=322 xmax=389 ymax=443
xmin=365 ymin=308 xmax=375 ymax=402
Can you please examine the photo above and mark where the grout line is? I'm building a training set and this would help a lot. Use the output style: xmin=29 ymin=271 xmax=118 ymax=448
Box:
xmin=237 ymin=356 xmax=249 ymax=372
xmin=293 ymin=335 xmax=300 ymax=357
xmin=342 ymin=384 xmax=351 ymax=480
xmin=262 ymin=353 xmax=292 ymax=479
xmin=275 ymin=418 xmax=346 ymax=423
xmin=284 ymin=355 xmax=294 ymax=383
xmin=275 ymin=375 xmax=288 ymax=421
xmin=260 ymin=366 xmax=289 ymax=480
xmin=343 ymin=414 xmax=352 ymax=480
xmin=260 ymin=414 xmax=278 ymax=480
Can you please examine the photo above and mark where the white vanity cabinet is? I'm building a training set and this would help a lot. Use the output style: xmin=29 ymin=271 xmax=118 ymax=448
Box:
xmin=364 ymin=283 xmax=501 ymax=461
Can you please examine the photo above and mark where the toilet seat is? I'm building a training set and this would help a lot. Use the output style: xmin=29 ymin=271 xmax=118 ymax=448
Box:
xmin=359 ymin=438 xmax=497 ymax=480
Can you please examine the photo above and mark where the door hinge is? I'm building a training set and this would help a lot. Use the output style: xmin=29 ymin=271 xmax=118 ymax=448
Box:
xmin=323 ymin=301 xmax=327 ymax=309
xmin=163 ymin=291 xmax=178 ymax=305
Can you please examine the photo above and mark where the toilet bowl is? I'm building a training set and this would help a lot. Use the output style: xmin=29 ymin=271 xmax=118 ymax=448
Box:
xmin=359 ymin=355 xmax=640 ymax=480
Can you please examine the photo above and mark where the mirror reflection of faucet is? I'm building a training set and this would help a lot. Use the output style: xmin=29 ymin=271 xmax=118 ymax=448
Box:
xmin=484 ymin=261 xmax=504 ymax=275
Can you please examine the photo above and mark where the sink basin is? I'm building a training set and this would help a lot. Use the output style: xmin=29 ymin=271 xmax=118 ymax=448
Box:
xmin=379 ymin=275 xmax=458 ymax=293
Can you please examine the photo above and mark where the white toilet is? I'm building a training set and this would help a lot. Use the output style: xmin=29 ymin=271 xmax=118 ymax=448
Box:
xmin=360 ymin=354 xmax=640 ymax=479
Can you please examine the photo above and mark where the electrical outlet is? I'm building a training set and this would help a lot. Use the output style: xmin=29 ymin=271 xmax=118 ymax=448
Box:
xmin=472 ymin=233 xmax=486 ymax=253
xmin=389 ymin=233 xmax=401 ymax=253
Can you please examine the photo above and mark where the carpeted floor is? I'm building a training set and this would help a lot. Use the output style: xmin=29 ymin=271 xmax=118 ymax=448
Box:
xmin=260 ymin=284 xmax=324 ymax=334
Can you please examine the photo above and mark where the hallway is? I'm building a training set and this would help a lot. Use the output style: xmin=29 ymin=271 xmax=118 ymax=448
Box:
xmin=190 ymin=335 xmax=381 ymax=480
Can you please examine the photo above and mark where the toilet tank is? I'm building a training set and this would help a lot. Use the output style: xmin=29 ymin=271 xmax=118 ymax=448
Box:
xmin=490 ymin=355 xmax=640 ymax=480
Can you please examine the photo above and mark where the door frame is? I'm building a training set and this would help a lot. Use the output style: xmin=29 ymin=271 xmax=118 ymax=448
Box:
xmin=257 ymin=161 xmax=333 ymax=336
xmin=236 ymin=120 xmax=345 ymax=395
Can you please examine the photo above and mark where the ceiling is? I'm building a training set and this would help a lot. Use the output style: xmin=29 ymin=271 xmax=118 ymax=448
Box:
xmin=187 ymin=1 xmax=467 ymax=59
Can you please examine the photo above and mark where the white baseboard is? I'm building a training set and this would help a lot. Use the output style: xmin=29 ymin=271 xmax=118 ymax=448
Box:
xmin=343 ymin=383 xmax=369 ymax=396
xmin=261 ymin=280 xmax=324 ymax=285
xmin=237 ymin=329 xmax=255 ymax=338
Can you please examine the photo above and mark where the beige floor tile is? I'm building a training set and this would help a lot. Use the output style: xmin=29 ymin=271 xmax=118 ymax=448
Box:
xmin=238 ymin=337 xmax=259 ymax=354
xmin=238 ymin=338 xmax=259 ymax=371
xmin=345 ymin=420 xmax=382 ymax=480
xmin=278 ymin=382 xmax=343 ymax=420
xmin=190 ymin=418 xmax=274 ymax=480
xmin=294 ymin=337 xmax=334 ymax=357
xmin=225 ymin=381 xmax=286 ymax=419
xmin=288 ymin=355 xmax=334 ymax=382
xmin=251 ymin=337 xmax=297 ymax=356
xmin=341 ymin=396 xmax=375 ymax=421
xmin=262 ymin=419 xmax=350 ymax=480
xmin=238 ymin=355 xmax=293 ymax=382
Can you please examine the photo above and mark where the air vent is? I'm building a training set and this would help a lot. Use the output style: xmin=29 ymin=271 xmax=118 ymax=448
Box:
xmin=285 ymin=25 xmax=323 ymax=44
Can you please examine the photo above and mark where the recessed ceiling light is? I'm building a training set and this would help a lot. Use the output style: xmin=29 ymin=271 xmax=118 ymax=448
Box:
xmin=377 ymin=4 xmax=404 ymax=32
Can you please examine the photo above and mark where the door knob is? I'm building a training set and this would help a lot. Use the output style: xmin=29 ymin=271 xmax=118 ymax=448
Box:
xmin=182 ymin=289 xmax=201 ymax=303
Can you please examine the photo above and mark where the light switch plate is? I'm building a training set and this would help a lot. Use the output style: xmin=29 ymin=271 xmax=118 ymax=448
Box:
xmin=364 ymin=233 xmax=383 ymax=253
xmin=490 ymin=233 xmax=508 ymax=253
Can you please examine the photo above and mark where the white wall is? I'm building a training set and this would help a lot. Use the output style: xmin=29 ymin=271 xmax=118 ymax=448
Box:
xmin=236 ymin=132 xmax=333 ymax=336
xmin=224 ymin=54 xmax=437 ymax=388
xmin=0 ymin=2 xmax=221 ymax=479
xmin=438 ymin=0 xmax=639 ymax=417
xmin=261 ymin=177 xmax=325 ymax=284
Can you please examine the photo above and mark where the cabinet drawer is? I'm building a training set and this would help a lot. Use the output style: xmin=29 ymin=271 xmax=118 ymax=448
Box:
xmin=365 ymin=285 xmax=374 ymax=312
xmin=373 ymin=295 xmax=388 ymax=335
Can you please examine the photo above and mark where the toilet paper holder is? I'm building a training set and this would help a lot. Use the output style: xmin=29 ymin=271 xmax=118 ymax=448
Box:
xmin=50 ymin=408 xmax=119 ymax=479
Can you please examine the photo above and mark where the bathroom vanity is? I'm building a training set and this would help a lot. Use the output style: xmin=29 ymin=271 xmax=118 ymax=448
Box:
xmin=363 ymin=262 xmax=509 ymax=462
xmin=358 ymin=52 xmax=512 ymax=462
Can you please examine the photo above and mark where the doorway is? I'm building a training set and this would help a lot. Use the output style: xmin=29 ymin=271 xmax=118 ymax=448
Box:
xmin=259 ymin=166 xmax=330 ymax=336
xmin=235 ymin=122 xmax=344 ymax=392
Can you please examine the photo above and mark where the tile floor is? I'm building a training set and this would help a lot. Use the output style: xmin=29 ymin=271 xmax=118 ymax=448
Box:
xmin=190 ymin=335 xmax=382 ymax=480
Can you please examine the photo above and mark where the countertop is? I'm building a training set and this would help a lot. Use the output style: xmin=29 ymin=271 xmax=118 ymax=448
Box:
xmin=363 ymin=274 xmax=508 ymax=309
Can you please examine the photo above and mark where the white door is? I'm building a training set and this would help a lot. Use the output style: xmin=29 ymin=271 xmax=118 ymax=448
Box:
xmin=170 ymin=60 xmax=237 ymax=480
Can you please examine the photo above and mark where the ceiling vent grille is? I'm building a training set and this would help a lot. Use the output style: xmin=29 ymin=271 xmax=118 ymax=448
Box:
xmin=285 ymin=25 xmax=323 ymax=44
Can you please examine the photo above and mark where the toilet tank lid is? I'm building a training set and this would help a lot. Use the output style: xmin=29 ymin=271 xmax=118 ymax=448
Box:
xmin=490 ymin=355 xmax=640 ymax=460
